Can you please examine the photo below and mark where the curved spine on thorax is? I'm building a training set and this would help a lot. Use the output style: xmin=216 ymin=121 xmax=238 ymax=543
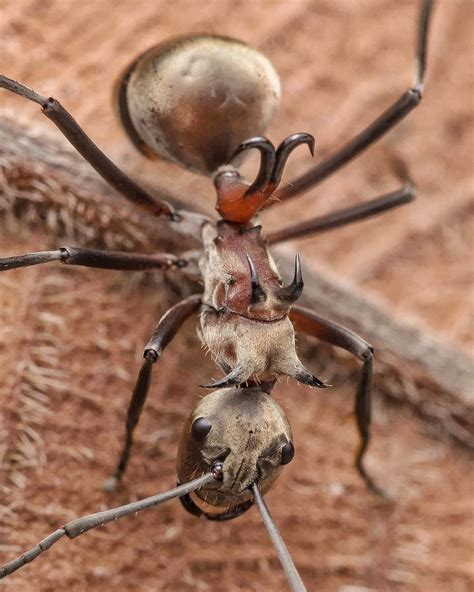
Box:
xmin=199 ymin=219 xmax=287 ymax=321
xmin=197 ymin=220 xmax=324 ymax=388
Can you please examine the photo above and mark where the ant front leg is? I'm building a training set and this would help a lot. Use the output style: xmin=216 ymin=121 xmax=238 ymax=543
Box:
xmin=0 ymin=246 xmax=188 ymax=272
xmin=290 ymin=305 xmax=387 ymax=497
xmin=105 ymin=294 xmax=201 ymax=491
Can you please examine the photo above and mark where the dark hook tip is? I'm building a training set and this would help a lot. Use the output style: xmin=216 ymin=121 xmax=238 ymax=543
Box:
xmin=295 ymin=370 xmax=329 ymax=389
xmin=277 ymin=253 xmax=303 ymax=304
xmin=227 ymin=136 xmax=274 ymax=164
xmin=246 ymin=253 xmax=266 ymax=304
xmin=286 ymin=132 xmax=316 ymax=157
xmin=271 ymin=132 xmax=316 ymax=186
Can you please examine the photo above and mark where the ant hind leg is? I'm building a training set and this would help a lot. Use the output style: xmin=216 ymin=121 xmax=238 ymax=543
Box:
xmin=0 ymin=75 xmax=179 ymax=219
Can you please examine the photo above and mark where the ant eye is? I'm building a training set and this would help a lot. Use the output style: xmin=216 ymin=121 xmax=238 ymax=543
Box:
xmin=280 ymin=441 xmax=295 ymax=465
xmin=191 ymin=417 xmax=212 ymax=441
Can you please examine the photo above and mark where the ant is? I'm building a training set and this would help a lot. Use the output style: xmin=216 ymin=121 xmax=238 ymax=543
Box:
xmin=0 ymin=1 xmax=435 ymax=590
xmin=1 ymin=387 xmax=305 ymax=590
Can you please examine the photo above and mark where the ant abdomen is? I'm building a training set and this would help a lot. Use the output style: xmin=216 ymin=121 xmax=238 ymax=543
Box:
xmin=116 ymin=35 xmax=281 ymax=175
xmin=177 ymin=387 xmax=293 ymax=521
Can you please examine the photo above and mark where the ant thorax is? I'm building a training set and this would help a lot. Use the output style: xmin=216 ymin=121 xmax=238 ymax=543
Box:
xmin=200 ymin=220 xmax=286 ymax=320
xmin=198 ymin=220 xmax=325 ymax=389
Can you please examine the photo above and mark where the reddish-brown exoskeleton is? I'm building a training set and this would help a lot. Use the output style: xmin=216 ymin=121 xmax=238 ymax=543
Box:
xmin=0 ymin=2 xmax=435 ymax=589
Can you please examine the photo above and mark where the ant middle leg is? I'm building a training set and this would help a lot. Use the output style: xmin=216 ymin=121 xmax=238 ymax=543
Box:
xmin=0 ymin=246 xmax=188 ymax=272
xmin=104 ymin=294 xmax=201 ymax=491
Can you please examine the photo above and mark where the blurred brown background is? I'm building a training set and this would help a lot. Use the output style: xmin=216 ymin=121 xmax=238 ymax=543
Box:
xmin=0 ymin=1 xmax=473 ymax=591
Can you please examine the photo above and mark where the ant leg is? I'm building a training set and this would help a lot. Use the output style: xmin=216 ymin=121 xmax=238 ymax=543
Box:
xmin=105 ymin=294 xmax=201 ymax=491
xmin=267 ymin=182 xmax=414 ymax=245
xmin=0 ymin=75 xmax=179 ymax=219
xmin=289 ymin=305 xmax=386 ymax=497
xmin=0 ymin=246 xmax=188 ymax=272
xmin=268 ymin=0 xmax=435 ymax=206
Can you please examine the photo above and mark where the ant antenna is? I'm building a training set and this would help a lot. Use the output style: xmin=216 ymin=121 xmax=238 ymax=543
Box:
xmin=251 ymin=483 xmax=307 ymax=592
xmin=0 ymin=473 xmax=215 ymax=578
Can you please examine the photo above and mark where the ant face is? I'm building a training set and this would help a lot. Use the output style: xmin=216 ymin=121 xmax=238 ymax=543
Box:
xmin=177 ymin=387 xmax=293 ymax=518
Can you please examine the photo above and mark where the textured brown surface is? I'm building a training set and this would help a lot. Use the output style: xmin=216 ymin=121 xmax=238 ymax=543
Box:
xmin=1 ymin=0 xmax=473 ymax=347
xmin=0 ymin=1 xmax=473 ymax=592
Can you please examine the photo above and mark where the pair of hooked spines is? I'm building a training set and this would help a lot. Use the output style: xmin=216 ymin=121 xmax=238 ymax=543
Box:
xmin=246 ymin=251 xmax=303 ymax=307
xmin=201 ymin=253 xmax=329 ymax=391
xmin=227 ymin=133 xmax=315 ymax=198
xmin=213 ymin=133 xmax=315 ymax=223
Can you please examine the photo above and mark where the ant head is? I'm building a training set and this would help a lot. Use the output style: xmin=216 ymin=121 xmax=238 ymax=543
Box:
xmin=176 ymin=387 xmax=293 ymax=519
xmin=116 ymin=35 xmax=280 ymax=175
